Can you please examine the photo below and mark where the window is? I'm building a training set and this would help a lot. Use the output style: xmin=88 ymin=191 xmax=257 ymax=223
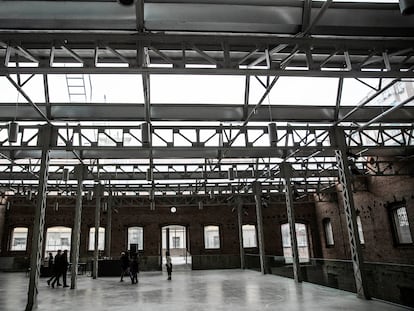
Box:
xmin=45 ymin=226 xmax=72 ymax=257
xmin=128 ymin=227 xmax=144 ymax=251
xmin=204 ymin=225 xmax=220 ymax=249
xmin=242 ymin=225 xmax=257 ymax=248
xmin=88 ymin=227 xmax=105 ymax=251
xmin=323 ymin=218 xmax=335 ymax=247
xmin=356 ymin=215 xmax=365 ymax=245
xmin=10 ymin=227 xmax=28 ymax=251
xmin=172 ymin=237 xmax=181 ymax=248
xmin=281 ymin=223 xmax=310 ymax=263
xmin=390 ymin=206 xmax=413 ymax=244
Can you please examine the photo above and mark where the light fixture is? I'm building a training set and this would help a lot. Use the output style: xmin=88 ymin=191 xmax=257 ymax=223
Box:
xmin=6 ymin=201 xmax=11 ymax=210
xmin=268 ymin=122 xmax=277 ymax=147
xmin=170 ymin=206 xmax=177 ymax=213
xmin=198 ymin=201 xmax=203 ymax=210
xmin=87 ymin=190 xmax=93 ymax=201
xmin=228 ymin=167 xmax=235 ymax=180
xmin=8 ymin=121 xmax=19 ymax=143
xmin=62 ymin=168 xmax=69 ymax=182
xmin=146 ymin=168 xmax=153 ymax=181
xmin=54 ymin=201 xmax=59 ymax=211
xmin=399 ymin=0 xmax=414 ymax=15
xmin=150 ymin=201 xmax=155 ymax=210
xmin=141 ymin=122 xmax=151 ymax=146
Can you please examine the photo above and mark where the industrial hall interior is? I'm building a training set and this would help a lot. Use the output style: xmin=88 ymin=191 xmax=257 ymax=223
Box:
xmin=0 ymin=0 xmax=413 ymax=310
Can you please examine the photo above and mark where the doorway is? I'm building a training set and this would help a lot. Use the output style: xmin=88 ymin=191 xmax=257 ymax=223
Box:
xmin=161 ymin=225 xmax=191 ymax=270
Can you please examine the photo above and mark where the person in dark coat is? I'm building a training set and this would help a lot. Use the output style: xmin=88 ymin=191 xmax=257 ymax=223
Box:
xmin=119 ymin=251 xmax=130 ymax=282
xmin=47 ymin=252 xmax=54 ymax=276
xmin=61 ymin=250 xmax=69 ymax=287
xmin=165 ymin=251 xmax=172 ymax=281
xmin=48 ymin=250 xmax=62 ymax=288
xmin=130 ymin=254 xmax=139 ymax=284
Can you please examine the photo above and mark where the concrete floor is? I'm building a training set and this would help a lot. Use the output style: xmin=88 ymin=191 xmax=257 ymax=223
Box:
xmin=0 ymin=270 xmax=410 ymax=311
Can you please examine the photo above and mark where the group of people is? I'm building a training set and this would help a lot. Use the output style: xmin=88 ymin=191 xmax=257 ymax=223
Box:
xmin=120 ymin=251 xmax=140 ymax=284
xmin=46 ymin=250 xmax=69 ymax=288
xmin=119 ymin=250 xmax=173 ymax=284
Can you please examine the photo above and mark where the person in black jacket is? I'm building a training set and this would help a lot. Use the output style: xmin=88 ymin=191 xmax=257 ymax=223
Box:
xmin=130 ymin=254 xmax=139 ymax=284
xmin=48 ymin=250 xmax=62 ymax=288
xmin=61 ymin=250 xmax=69 ymax=288
xmin=119 ymin=251 xmax=130 ymax=282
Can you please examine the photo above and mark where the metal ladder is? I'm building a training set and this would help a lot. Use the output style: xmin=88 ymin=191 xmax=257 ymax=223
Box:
xmin=65 ymin=74 xmax=88 ymax=102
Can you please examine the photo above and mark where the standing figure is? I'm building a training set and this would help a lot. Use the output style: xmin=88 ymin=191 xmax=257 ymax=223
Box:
xmin=119 ymin=251 xmax=130 ymax=282
xmin=47 ymin=252 xmax=54 ymax=276
xmin=61 ymin=250 xmax=69 ymax=287
xmin=50 ymin=250 xmax=62 ymax=288
xmin=130 ymin=254 xmax=139 ymax=284
xmin=165 ymin=251 xmax=172 ymax=281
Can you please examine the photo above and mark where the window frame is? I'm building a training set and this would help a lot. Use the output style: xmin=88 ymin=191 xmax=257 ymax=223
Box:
xmin=10 ymin=227 xmax=29 ymax=252
xmin=242 ymin=224 xmax=258 ymax=248
xmin=387 ymin=203 xmax=413 ymax=246
xmin=203 ymin=225 xmax=221 ymax=250
xmin=356 ymin=215 xmax=365 ymax=245
xmin=88 ymin=227 xmax=106 ymax=251
xmin=127 ymin=226 xmax=144 ymax=251
xmin=280 ymin=222 xmax=310 ymax=263
xmin=322 ymin=218 xmax=335 ymax=248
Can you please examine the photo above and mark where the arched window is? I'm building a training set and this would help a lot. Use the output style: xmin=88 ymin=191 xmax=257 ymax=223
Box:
xmin=242 ymin=225 xmax=257 ymax=248
xmin=356 ymin=215 xmax=365 ymax=245
xmin=323 ymin=218 xmax=334 ymax=247
xmin=10 ymin=227 xmax=28 ymax=251
xmin=204 ymin=225 xmax=220 ymax=249
xmin=128 ymin=227 xmax=144 ymax=251
xmin=281 ymin=223 xmax=310 ymax=263
xmin=88 ymin=227 xmax=105 ymax=251
xmin=45 ymin=226 xmax=72 ymax=257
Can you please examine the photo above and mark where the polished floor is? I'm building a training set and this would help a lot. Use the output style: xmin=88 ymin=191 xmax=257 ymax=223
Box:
xmin=0 ymin=270 xmax=410 ymax=311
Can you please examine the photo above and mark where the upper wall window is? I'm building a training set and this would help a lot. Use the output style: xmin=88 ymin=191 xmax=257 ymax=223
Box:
xmin=390 ymin=206 xmax=413 ymax=245
xmin=323 ymin=218 xmax=334 ymax=247
xmin=242 ymin=224 xmax=257 ymax=248
xmin=204 ymin=225 xmax=220 ymax=249
xmin=10 ymin=227 xmax=28 ymax=251
xmin=356 ymin=215 xmax=365 ymax=245
xmin=88 ymin=227 xmax=105 ymax=251
xmin=281 ymin=223 xmax=310 ymax=263
xmin=128 ymin=227 xmax=144 ymax=251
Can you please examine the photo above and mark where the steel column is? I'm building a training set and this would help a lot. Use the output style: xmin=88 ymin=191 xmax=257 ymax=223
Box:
xmin=280 ymin=162 xmax=302 ymax=283
xmin=237 ymin=197 xmax=245 ymax=269
xmin=25 ymin=125 xmax=52 ymax=311
xmin=70 ymin=164 xmax=85 ymax=289
xmin=105 ymin=193 xmax=112 ymax=258
xmin=332 ymin=127 xmax=370 ymax=299
xmin=166 ymin=228 xmax=170 ymax=254
xmin=253 ymin=182 xmax=266 ymax=274
xmin=93 ymin=184 xmax=103 ymax=279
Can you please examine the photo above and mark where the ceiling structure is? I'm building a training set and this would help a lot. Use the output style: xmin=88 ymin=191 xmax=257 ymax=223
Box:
xmin=0 ymin=0 xmax=413 ymax=198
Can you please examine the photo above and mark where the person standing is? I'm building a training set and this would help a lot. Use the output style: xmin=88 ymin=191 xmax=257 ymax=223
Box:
xmin=47 ymin=252 xmax=54 ymax=276
xmin=49 ymin=250 xmax=62 ymax=288
xmin=130 ymin=254 xmax=139 ymax=284
xmin=165 ymin=251 xmax=172 ymax=281
xmin=119 ymin=251 xmax=130 ymax=282
xmin=61 ymin=250 xmax=69 ymax=288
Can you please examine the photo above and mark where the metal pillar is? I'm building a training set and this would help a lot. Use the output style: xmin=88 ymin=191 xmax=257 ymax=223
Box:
xmin=105 ymin=193 xmax=112 ymax=258
xmin=26 ymin=125 xmax=52 ymax=311
xmin=332 ymin=127 xmax=370 ymax=299
xmin=70 ymin=164 xmax=85 ymax=289
xmin=253 ymin=182 xmax=266 ymax=274
xmin=280 ymin=162 xmax=302 ymax=283
xmin=166 ymin=227 xmax=170 ymax=253
xmin=93 ymin=184 xmax=103 ymax=279
xmin=237 ymin=197 xmax=245 ymax=269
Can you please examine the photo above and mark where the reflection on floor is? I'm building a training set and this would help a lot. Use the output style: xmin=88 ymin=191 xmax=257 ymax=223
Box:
xmin=0 ymin=270 xmax=409 ymax=311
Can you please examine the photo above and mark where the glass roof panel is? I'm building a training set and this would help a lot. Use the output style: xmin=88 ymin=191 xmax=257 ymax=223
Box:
xmin=249 ymin=77 xmax=339 ymax=106
xmin=151 ymin=75 xmax=245 ymax=104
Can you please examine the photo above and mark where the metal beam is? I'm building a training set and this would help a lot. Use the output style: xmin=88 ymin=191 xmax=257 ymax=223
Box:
xmin=280 ymin=162 xmax=302 ymax=283
xmin=70 ymin=164 xmax=85 ymax=289
xmin=93 ymin=183 xmax=103 ymax=279
xmin=25 ymin=125 xmax=52 ymax=311
xmin=332 ymin=127 xmax=370 ymax=299
xmin=253 ymin=182 xmax=266 ymax=274
xmin=237 ymin=197 xmax=245 ymax=269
